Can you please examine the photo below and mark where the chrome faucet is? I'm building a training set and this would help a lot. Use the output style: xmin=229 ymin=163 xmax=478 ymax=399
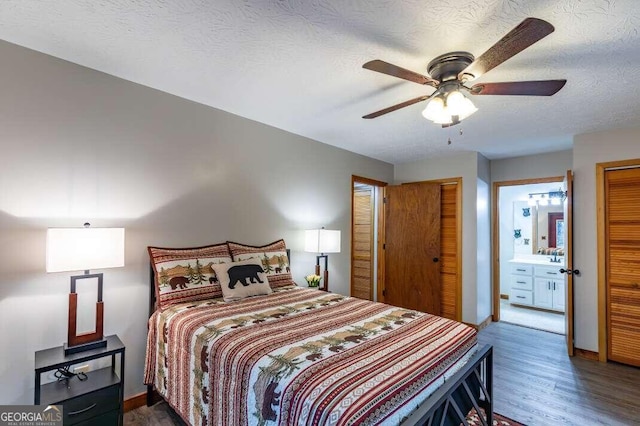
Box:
xmin=550 ymin=253 xmax=562 ymax=263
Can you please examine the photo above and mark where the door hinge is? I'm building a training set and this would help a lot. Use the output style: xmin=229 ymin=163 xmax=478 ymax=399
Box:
xmin=382 ymin=243 xmax=386 ymax=249
xmin=382 ymin=289 xmax=386 ymax=296
xmin=383 ymin=197 xmax=387 ymax=204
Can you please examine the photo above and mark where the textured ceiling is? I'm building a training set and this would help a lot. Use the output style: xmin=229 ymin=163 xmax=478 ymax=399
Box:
xmin=1 ymin=1 xmax=639 ymax=163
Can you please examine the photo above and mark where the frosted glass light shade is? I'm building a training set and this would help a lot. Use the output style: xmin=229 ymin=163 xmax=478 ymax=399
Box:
xmin=46 ymin=227 xmax=125 ymax=272
xmin=304 ymin=229 xmax=341 ymax=254
xmin=422 ymin=90 xmax=478 ymax=125
xmin=446 ymin=90 xmax=478 ymax=120
xmin=422 ymin=97 xmax=445 ymax=121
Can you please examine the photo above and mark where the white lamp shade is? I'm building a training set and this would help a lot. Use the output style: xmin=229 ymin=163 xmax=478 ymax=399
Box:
xmin=46 ymin=227 xmax=125 ymax=272
xmin=304 ymin=229 xmax=341 ymax=254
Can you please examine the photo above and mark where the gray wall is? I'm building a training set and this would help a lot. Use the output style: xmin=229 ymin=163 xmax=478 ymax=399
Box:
xmin=491 ymin=150 xmax=573 ymax=182
xmin=476 ymin=154 xmax=491 ymax=323
xmin=573 ymin=127 xmax=640 ymax=352
xmin=0 ymin=40 xmax=393 ymax=404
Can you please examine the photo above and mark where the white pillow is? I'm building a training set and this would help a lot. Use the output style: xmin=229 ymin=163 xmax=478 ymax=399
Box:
xmin=212 ymin=258 xmax=273 ymax=302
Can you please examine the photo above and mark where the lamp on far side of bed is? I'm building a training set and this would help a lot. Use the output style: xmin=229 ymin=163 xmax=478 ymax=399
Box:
xmin=304 ymin=228 xmax=341 ymax=292
xmin=46 ymin=223 xmax=125 ymax=355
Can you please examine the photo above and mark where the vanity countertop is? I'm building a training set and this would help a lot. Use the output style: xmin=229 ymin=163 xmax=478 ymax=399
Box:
xmin=509 ymin=256 xmax=565 ymax=266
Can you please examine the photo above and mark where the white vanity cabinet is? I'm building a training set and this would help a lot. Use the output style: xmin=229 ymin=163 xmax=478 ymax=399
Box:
xmin=509 ymin=263 xmax=533 ymax=306
xmin=509 ymin=261 xmax=565 ymax=312
xmin=533 ymin=266 xmax=565 ymax=312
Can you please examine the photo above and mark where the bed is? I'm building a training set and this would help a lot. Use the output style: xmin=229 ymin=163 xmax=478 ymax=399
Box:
xmin=144 ymin=241 xmax=493 ymax=426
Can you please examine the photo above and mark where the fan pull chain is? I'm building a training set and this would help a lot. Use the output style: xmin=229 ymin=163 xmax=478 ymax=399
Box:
xmin=447 ymin=128 xmax=463 ymax=146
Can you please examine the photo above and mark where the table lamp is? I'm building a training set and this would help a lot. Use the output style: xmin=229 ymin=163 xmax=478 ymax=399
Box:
xmin=304 ymin=228 xmax=341 ymax=292
xmin=46 ymin=223 xmax=125 ymax=355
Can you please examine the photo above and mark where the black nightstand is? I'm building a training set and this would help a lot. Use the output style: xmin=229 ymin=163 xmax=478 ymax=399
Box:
xmin=35 ymin=334 xmax=125 ymax=426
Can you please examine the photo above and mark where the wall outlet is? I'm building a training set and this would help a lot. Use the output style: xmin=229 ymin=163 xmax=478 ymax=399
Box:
xmin=74 ymin=364 xmax=90 ymax=374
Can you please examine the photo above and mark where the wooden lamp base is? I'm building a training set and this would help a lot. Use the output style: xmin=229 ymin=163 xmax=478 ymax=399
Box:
xmin=65 ymin=273 xmax=107 ymax=356
xmin=315 ymin=254 xmax=330 ymax=292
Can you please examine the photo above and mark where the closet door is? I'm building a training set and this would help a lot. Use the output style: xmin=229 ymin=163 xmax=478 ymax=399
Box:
xmin=351 ymin=186 xmax=374 ymax=300
xmin=383 ymin=182 xmax=441 ymax=314
xmin=606 ymin=167 xmax=640 ymax=366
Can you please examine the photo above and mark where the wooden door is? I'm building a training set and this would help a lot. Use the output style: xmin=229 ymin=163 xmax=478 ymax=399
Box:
xmin=384 ymin=182 xmax=441 ymax=314
xmin=605 ymin=167 xmax=640 ymax=366
xmin=440 ymin=182 xmax=461 ymax=320
xmin=564 ymin=170 xmax=575 ymax=356
xmin=351 ymin=185 xmax=374 ymax=300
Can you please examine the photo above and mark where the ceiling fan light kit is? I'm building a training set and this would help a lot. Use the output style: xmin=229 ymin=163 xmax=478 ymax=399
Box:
xmin=362 ymin=17 xmax=566 ymax=127
xmin=421 ymin=83 xmax=478 ymax=125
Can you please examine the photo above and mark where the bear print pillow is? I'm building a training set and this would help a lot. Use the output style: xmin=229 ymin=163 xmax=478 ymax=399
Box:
xmin=148 ymin=243 xmax=232 ymax=310
xmin=212 ymin=258 xmax=273 ymax=302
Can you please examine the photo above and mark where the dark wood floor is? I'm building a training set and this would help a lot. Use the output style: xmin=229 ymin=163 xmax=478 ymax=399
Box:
xmin=126 ymin=321 xmax=640 ymax=425
xmin=478 ymin=321 xmax=640 ymax=425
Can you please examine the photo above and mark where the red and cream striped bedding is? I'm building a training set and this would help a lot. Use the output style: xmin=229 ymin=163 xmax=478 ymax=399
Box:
xmin=144 ymin=287 xmax=477 ymax=425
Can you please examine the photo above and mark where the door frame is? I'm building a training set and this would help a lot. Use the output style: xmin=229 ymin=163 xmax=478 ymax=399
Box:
xmin=491 ymin=176 xmax=564 ymax=322
xmin=596 ymin=158 xmax=640 ymax=362
xmin=351 ymin=175 xmax=387 ymax=300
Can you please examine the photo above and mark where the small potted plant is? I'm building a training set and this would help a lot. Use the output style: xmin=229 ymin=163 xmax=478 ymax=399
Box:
xmin=304 ymin=274 xmax=322 ymax=288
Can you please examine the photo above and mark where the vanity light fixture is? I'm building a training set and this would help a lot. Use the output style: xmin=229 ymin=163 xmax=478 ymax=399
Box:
xmin=528 ymin=189 xmax=566 ymax=206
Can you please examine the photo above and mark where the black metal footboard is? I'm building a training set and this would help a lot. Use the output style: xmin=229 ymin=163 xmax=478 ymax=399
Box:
xmin=402 ymin=344 xmax=493 ymax=426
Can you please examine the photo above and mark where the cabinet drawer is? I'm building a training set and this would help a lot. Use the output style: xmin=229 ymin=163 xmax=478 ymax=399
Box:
xmin=74 ymin=409 xmax=119 ymax=426
xmin=510 ymin=289 xmax=533 ymax=306
xmin=510 ymin=264 xmax=533 ymax=276
xmin=63 ymin=384 xmax=119 ymax=425
xmin=510 ymin=275 xmax=533 ymax=290
xmin=535 ymin=265 xmax=563 ymax=278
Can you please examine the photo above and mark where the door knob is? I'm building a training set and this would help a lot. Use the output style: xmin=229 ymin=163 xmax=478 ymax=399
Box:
xmin=432 ymin=257 xmax=439 ymax=263
xmin=560 ymin=268 xmax=580 ymax=276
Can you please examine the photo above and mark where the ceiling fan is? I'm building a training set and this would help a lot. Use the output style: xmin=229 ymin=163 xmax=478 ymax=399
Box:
xmin=362 ymin=18 xmax=566 ymax=127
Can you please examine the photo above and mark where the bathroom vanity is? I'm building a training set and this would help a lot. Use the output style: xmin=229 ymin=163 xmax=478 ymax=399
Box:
xmin=509 ymin=257 xmax=565 ymax=312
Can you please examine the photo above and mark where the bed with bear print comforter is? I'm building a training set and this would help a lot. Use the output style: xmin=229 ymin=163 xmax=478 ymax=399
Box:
xmin=144 ymin=286 xmax=479 ymax=426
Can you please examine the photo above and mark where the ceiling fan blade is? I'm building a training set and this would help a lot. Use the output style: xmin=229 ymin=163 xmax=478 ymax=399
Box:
xmin=363 ymin=60 xmax=439 ymax=87
xmin=470 ymin=80 xmax=566 ymax=96
xmin=459 ymin=18 xmax=555 ymax=82
xmin=363 ymin=95 xmax=430 ymax=119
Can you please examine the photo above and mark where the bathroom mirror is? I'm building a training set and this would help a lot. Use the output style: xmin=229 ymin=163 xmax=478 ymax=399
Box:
xmin=535 ymin=205 xmax=564 ymax=253
xmin=513 ymin=201 xmax=564 ymax=255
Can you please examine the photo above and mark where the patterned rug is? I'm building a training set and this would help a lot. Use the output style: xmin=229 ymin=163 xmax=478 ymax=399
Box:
xmin=466 ymin=408 xmax=526 ymax=426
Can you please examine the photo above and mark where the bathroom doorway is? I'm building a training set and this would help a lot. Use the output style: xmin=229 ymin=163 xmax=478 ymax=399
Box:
xmin=493 ymin=177 xmax=567 ymax=335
